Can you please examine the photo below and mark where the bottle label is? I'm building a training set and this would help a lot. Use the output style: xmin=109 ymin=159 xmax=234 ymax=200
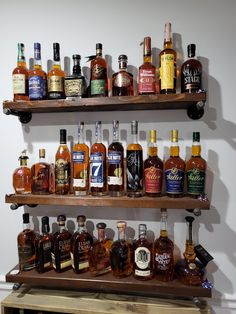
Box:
xmin=126 ymin=150 xmax=143 ymax=191
xmin=187 ymin=168 xmax=205 ymax=195
xmin=42 ymin=240 xmax=52 ymax=267
xmin=155 ymin=252 xmax=172 ymax=270
xmin=108 ymin=151 xmax=123 ymax=186
xmin=138 ymin=68 xmax=155 ymax=93
xmin=165 ymin=167 xmax=184 ymax=194
xmin=48 ymin=75 xmax=64 ymax=92
xmin=90 ymin=152 xmax=104 ymax=187
xmin=160 ymin=54 xmax=175 ymax=90
xmin=144 ymin=167 xmax=163 ymax=193
xmin=114 ymin=73 xmax=131 ymax=87
xmin=32 ymin=164 xmax=50 ymax=193
xmin=13 ymin=74 xmax=26 ymax=94
xmin=29 ymin=75 xmax=44 ymax=99
xmin=182 ymin=65 xmax=201 ymax=92
xmin=18 ymin=243 xmax=35 ymax=270
xmin=55 ymin=158 xmax=70 ymax=186
xmin=65 ymin=78 xmax=84 ymax=97
xmin=52 ymin=239 xmax=71 ymax=269
xmin=91 ymin=79 xmax=105 ymax=96
xmin=73 ymin=151 xmax=85 ymax=164
xmin=135 ymin=247 xmax=151 ymax=270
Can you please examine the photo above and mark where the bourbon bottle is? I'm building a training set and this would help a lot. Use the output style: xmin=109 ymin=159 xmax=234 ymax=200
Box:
xmin=31 ymin=149 xmax=50 ymax=195
xmin=112 ymin=55 xmax=134 ymax=96
xmin=13 ymin=150 xmax=31 ymax=195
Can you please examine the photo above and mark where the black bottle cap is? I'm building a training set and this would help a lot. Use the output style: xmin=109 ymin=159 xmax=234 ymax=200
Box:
xmin=96 ymin=222 xmax=107 ymax=229
xmin=96 ymin=43 xmax=102 ymax=50
xmin=23 ymin=213 xmax=29 ymax=224
xmin=57 ymin=214 xmax=66 ymax=222
xmin=118 ymin=54 xmax=128 ymax=61
xmin=60 ymin=129 xmax=67 ymax=144
xmin=187 ymin=44 xmax=196 ymax=58
xmin=53 ymin=43 xmax=60 ymax=62
xmin=72 ymin=54 xmax=81 ymax=60
xmin=185 ymin=216 xmax=195 ymax=223
xmin=193 ymin=131 xmax=200 ymax=142
xmin=42 ymin=216 xmax=50 ymax=233
xmin=77 ymin=215 xmax=86 ymax=226
xmin=194 ymin=244 xmax=214 ymax=267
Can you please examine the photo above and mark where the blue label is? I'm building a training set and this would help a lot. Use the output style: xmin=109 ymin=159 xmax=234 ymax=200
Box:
xmin=73 ymin=151 xmax=85 ymax=164
xmin=90 ymin=152 xmax=103 ymax=184
xmin=165 ymin=167 xmax=184 ymax=194
xmin=108 ymin=151 xmax=121 ymax=165
xmin=29 ymin=75 xmax=44 ymax=99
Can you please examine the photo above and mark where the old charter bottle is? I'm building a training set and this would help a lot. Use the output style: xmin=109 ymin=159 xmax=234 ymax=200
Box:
xmin=13 ymin=150 xmax=32 ymax=194
xmin=112 ymin=55 xmax=134 ymax=96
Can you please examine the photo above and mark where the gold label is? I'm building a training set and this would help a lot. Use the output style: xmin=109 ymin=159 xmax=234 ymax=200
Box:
xmin=65 ymin=79 xmax=84 ymax=96
xmin=114 ymin=73 xmax=130 ymax=87
xmin=160 ymin=54 xmax=175 ymax=89
xmin=48 ymin=75 xmax=64 ymax=92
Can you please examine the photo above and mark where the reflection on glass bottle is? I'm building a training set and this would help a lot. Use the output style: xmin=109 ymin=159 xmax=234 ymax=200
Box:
xmin=13 ymin=150 xmax=32 ymax=194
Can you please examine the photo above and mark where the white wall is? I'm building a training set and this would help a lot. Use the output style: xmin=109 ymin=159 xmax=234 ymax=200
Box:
xmin=0 ymin=0 xmax=236 ymax=313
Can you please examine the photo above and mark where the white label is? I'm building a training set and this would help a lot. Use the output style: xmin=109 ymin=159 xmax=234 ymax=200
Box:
xmin=13 ymin=74 xmax=26 ymax=93
xmin=135 ymin=247 xmax=151 ymax=270
xmin=73 ymin=178 xmax=86 ymax=188
xmin=135 ymin=269 xmax=151 ymax=277
xmin=107 ymin=176 xmax=122 ymax=185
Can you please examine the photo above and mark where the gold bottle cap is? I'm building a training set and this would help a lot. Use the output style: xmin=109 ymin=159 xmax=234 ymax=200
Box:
xmin=39 ymin=148 xmax=45 ymax=158
xmin=150 ymin=130 xmax=156 ymax=143
xmin=171 ymin=129 xmax=178 ymax=142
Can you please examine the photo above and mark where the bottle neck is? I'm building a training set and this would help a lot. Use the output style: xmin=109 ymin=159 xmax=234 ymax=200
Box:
xmin=73 ymin=59 xmax=81 ymax=75
xmin=77 ymin=224 xmax=86 ymax=233
xmin=78 ymin=126 xmax=85 ymax=144
xmin=148 ymin=141 xmax=158 ymax=157
xmin=143 ymin=54 xmax=152 ymax=63
xmin=39 ymin=156 xmax=46 ymax=163
xmin=131 ymin=132 xmax=138 ymax=144
xmin=42 ymin=223 xmax=50 ymax=235
xmin=23 ymin=222 xmax=30 ymax=230
xmin=164 ymin=39 xmax=173 ymax=49
xmin=17 ymin=44 xmax=26 ymax=67
xmin=59 ymin=224 xmax=67 ymax=233
xmin=20 ymin=158 xmax=28 ymax=167
xmin=95 ymin=123 xmax=102 ymax=143
xmin=97 ymin=228 xmax=106 ymax=242
xmin=192 ymin=142 xmax=201 ymax=157
xmin=170 ymin=142 xmax=179 ymax=157
xmin=34 ymin=47 xmax=42 ymax=69
xmin=118 ymin=228 xmax=126 ymax=241
xmin=160 ymin=213 xmax=168 ymax=237
xmin=112 ymin=122 xmax=119 ymax=142
xmin=96 ymin=48 xmax=102 ymax=57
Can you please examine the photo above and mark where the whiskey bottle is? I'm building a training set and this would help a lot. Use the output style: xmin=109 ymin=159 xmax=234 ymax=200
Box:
xmin=17 ymin=213 xmax=36 ymax=271
xmin=29 ymin=43 xmax=47 ymax=100
xmin=165 ymin=129 xmax=185 ymax=197
xmin=52 ymin=215 xmax=72 ymax=272
xmin=138 ymin=37 xmax=156 ymax=95
xmin=159 ymin=23 xmax=176 ymax=94
xmin=154 ymin=209 xmax=174 ymax=281
xmin=65 ymin=54 xmax=87 ymax=98
xmin=72 ymin=122 xmax=89 ymax=196
xmin=31 ymin=149 xmax=50 ymax=195
xmin=110 ymin=221 xmax=133 ymax=278
xmin=90 ymin=121 xmax=107 ymax=196
xmin=47 ymin=43 xmax=65 ymax=99
xmin=13 ymin=150 xmax=31 ymax=194
xmin=108 ymin=120 xmax=124 ymax=196
xmin=181 ymin=44 xmax=202 ymax=93
xmin=144 ymin=130 xmax=163 ymax=197
xmin=186 ymin=132 xmax=206 ymax=197
xmin=55 ymin=129 xmax=71 ymax=195
xmin=133 ymin=224 xmax=153 ymax=280
xmin=112 ymin=55 xmax=134 ymax=96
xmin=89 ymin=222 xmax=112 ymax=276
xmin=12 ymin=43 xmax=29 ymax=101
xmin=70 ymin=215 xmax=93 ymax=274
xmin=126 ymin=120 xmax=143 ymax=197
xmin=89 ymin=43 xmax=108 ymax=97
xmin=35 ymin=216 xmax=53 ymax=273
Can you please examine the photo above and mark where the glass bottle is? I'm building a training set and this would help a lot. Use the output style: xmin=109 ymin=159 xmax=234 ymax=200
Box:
xmin=13 ymin=150 xmax=31 ymax=194
xmin=108 ymin=120 xmax=124 ymax=196
xmin=175 ymin=216 xmax=204 ymax=286
xmin=70 ymin=215 xmax=93 ymax=274
xmin=89 ymin=43 xmax=108 ymax=97
xmin=29 ymin=42 xmax=47 ymax=100
xmin=64 ymin=54 xmax=87 ymax=98
xmin=90 ymin=121 xmax=107 ymax=196
xmin=52 ymin=215 xmax=72 ymax=273
xmin=165 ymin=129 xmax=185 ymax=197
xmin=126 ymin=120 xmax=143 ymax=197
xmin=153 ymin=209 xmax=174 ymax=281
xmin=55 ymin=129 xmax=71 ymax=195
xmin=181 ymin=44 xmax=202 ymax=93
xmin=138 ymin=37 xmax=156 ymax=95
xmin=159 ymin=22 xmax=176 ymax=94
xmin=12 ymin=43 xmax=29 ymax=101
xmin=133 ymin=224 xmax=153 ymax=280
xmin=112 ymin=55 xmax=134 ymax=96
xmin=110 ymin=221 xmax=133 ymax=278
xmin=186 ymin=132 xmax=206 ymax=198
xmin=72 ymin=122 xmax=89 ymax=196
xmin=144 ymin=130 xmax=163 ymax=197
xmin=35 ymin=216 xmax=53 ymax=273
xmin=31 ymin=149 xmax=50 ymax=195
xmin=47 ymin=43 xmax=65 ymax=99
xmin=17 ymin=213 xmax=36 ymax=271
xmin=89 ymin=222 xmax=113 ymax=276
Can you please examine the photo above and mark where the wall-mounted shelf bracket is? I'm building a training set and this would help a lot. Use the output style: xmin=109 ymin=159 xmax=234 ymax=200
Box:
xmin=3 ymin=107 xmax=32 ymax=124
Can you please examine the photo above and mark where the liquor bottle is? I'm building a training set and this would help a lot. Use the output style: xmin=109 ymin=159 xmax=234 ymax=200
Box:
xmin=51 ymin=215 xmax=72 ymax=272
xmin=17 ymin=213 xmax=36 ymax=271
xmin=186 ymin=132 xmax=206 ymax=197
xmin=35 ymin=216 xmax=53 ymax=273
xmin=90 ymin=121 xmax=107 ymax=196
xmin=13 ymin=150 xmax=31 ymax=194
xmin=70 ymin=215 xmax=93 ymax=274
xmin=64 ymin=54 xmax=87 ymax=98
xmin=112 ymin=55 xmax=134 ymax=96
xmin=89 ymin=222 xmax=113 ymax=276
xmin=55 ymin=129 xmax=71 ymax=195
xmin=165 ymin=129 xmax=185 ymax=197
xmin=159 ymin=23 xmax=176 ymax=94
xmin=31 ymin=149 xmax=50 ymax=195
xmin=12 ymin=43 xmax=29 ymax=101
xmin=107 ymin=120 xmax=124 ymax=196
xmin=175 ymin=216 xmax=204 ymax=285
xmin=138 ymin=37 xmax=156 ymax=95
xmin=47 ymin=43 xmax=65 ymax=99
xmin=144 ymin=130 xmax=163 ymax=197
xmin=133 ymin=224 xmax=153 ymax=280
xmin=126 ymin=120 xmax=143 ymax=197
xmin=29 ymin=43 xmax=47 ymax=100
xmin=153 ymin=209 xmax=174 ymax=281
xmin=181 ymin=44 xmax=202 ymax=93
xmin=110 ymin=221 xmax=133 ymax=278
xmin=89 ymin=43 xmax=108 ymax=97
xmin=72 ymin=122 xmax=89 ymax=196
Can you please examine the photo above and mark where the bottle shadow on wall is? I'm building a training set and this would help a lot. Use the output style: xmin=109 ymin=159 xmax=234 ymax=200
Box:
xmin=173 ymin=33 xmax=184 ymax=94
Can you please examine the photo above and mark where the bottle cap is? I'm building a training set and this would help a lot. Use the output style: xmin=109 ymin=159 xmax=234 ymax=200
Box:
xmin=34 ymin=42 xmax=40 ymax=50
xmin=57 ymin=214 xmax=66 ymax=223
xmin=77 ymin=215 xmax=86 ymax=225
xmin=53 ymin=43 xmax=60 ymax=62
xmin=185 ymin=216 xmax=195 ymax=223
xmin=60 ymin=129 xmax=67 ymax=144
xmin=23 ymin=213 xmax=29 ymax=224
xmin=53 ymin=42 xmax=60 ymax=50
xmin=131 ymin=120 xmax=138 ymax=135
xmin=193 ymin=131 xmax=200 ymax=142
xmin=72 ymin=54 xmax=81 ymax=60
xmin=42 ymin=216 xmax=49 ymax=225
xmin=117 ymin=220 xmax=127 ymax=229
xmin=96 ymin=43 xmax=103 ymax=56
xmin=143 ymin=36 xmax=151 ymax=56
xmin=187 ymin=44 xmax=196 ymax=58
xmin=118 ymin=54 xmax=128 ymax=61
xmin=171 ymin=129 xmax=178 ymax=142
xmin=96 ymin=43 xmax=102 ymax=50
xmin=96 ymin=222 xmax=107 ymax=229
xmin=138 ymin=223 xmax=147 ymax=232
xmin=39 ymin=148 xmax=45 ymax=158
xmin=164 ymin=22 xmax=172 ymax=42
xmin=150 ymin=130 xmax=156 ymax=142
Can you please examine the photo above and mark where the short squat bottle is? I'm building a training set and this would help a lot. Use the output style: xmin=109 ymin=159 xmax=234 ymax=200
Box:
xmin=112 ymin=55 xmax=134 ymax=96
xmin=13 ymin=150 xmax=31 ymax=195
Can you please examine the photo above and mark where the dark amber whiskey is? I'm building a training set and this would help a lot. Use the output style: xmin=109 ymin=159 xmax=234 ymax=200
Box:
xmin=13 ymin=150 xmax=31 ymax=195
xmin=112 ymin=55 xmax=134 ymax=96
xmin=31 ymin=149 xmax=50 ymax=195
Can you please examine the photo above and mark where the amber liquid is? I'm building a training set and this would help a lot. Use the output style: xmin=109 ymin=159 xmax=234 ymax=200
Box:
xmin=138 ymin=55 xmax=156 ymax=95
xmin=55 ymin=144 xmax=71 ymax=195
xmin=181 ymin=58 xmax=202 ymax=93
xmin=35 ymin=232 xmax=53 ymax=273
xmin=31 ymin=160 xmax=50 ymax=195
xmin=108 ymin=141 xmax=124 ymax=196
xmin=17 ymin=225 xmax=36 ymax=271
xmin=133 ymin=237 xmax=153 ymax=280
xmin=12 ymin=60 xmax=29 ymax=101
xmin=13 ymin=166 xmax=32 ymax=194
xmin=90 ymin=54 xmax=108 ymax=97
xmin=47 ymin=64 xmax=65 ymax=99
xmin=159 ymin=41 xmax=176 ymax=94
xmin=112 ymin=70 xmax=134 ymax=96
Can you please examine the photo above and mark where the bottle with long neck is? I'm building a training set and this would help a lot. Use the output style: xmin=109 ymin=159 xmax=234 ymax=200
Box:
xmin=159 ymin=23 xmax=176 ymax=94
xmin=12 ymin=43 xmax=29 ymax=101
xmin=112 ymin=55 xmax=134 ymax=96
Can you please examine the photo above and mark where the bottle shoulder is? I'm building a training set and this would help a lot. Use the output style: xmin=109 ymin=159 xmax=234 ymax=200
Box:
xmin=108 ymin=141 xmax=124 ymax=152
xmin=186 ymin=156 xmax=206 ymax=169
xmin=165 ymin=156 xmax=185 ymax=168
xmin=90 ymin=142 xmax=106 ymax=153
xmin=127 ymin=143 xmax=143 ymax=151
xmin=14 ymin=166 xmax=31 ymax=175
xmin=181 ymin=58 xmax=202 ymax=70
xmin=73 ymin=142 xmax=89 ymax=152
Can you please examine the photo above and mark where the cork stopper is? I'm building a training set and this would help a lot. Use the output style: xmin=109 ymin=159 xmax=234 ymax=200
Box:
xmin=39 ymin=148 xmax=45 ymax=159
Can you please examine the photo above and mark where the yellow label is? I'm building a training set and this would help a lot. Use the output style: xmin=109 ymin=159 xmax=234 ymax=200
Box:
xmin=12 ymin=74 xmax=26 ymax=93
xmin=160 ymin=54 xmax=175 ymax=89
xmin=48 ymin=75 xmax=64 ymax=92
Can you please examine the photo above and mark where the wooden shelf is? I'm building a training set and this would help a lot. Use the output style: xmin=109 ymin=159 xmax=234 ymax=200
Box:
xmin=5 ymin=266 xmax=212 ymax=298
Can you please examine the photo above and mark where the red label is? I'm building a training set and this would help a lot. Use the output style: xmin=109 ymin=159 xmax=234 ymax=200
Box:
xmin=144 ymin=167 xmax=162 ymax=193
xmin=138 ymin=69 xmax=155 ymax=93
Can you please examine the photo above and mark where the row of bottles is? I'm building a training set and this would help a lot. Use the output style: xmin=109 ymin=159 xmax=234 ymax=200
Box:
xmin=17 ymin=211 xmax=213 ymax=286
xmin=12 ymin=23 xmax=202 ymax=101
xmin=13 ymin=122 xmax=207 ymax=198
